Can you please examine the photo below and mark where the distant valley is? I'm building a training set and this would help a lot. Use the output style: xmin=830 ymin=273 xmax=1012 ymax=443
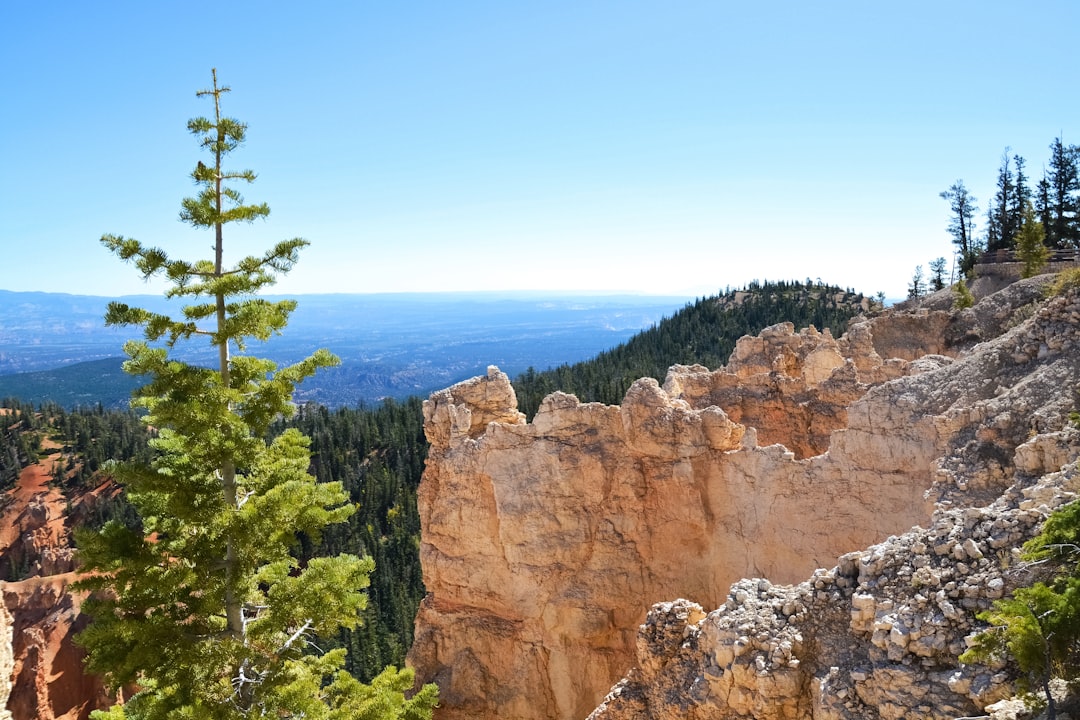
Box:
xmin=0 ymin=290 xmax=691 ymax=408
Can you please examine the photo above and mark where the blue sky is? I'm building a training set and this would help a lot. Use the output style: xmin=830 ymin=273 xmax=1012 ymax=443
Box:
xmin=3 ymin=1 xmax=1077 ymax=300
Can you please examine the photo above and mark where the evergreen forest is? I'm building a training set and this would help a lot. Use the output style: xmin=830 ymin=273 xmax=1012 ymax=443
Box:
xmin=0 ymin=401 xmax=44 ymax=490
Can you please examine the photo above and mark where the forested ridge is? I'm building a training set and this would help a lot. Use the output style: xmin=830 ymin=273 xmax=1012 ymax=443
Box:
xmin=0 ymin=278 xmax=872 ymax=685
xmin=513 ymin=279 xmax=871 ymax=417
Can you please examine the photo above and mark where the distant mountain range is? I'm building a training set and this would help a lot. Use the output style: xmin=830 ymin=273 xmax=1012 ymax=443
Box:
xmin=0 ymin=290 xmax=692 ymax=408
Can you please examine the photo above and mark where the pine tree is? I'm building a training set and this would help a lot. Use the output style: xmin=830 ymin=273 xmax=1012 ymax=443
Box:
xmin=1036 ymin=171 xmax=1052 ymax=242
xmin=952 ymin=280 xmax=974 ymax=310
xmin=1046 ymin=137 xmax=1080 ymax=249
xmin=74 ymin=70 xmax=437 ymax=720
xmin=987 ymin=149 xmax=1016 ymax=252
xmin=907 ymin=265 xmax=925 ymax=299
xmin=1014 ymin=202 xmax=1050 ymax=279
xmin=940 ymin=180 xmax=980 ymax=276
xmin=986 ymin=151 xmax=1031 ymax=253
xmin=960 ymin=499 xmax=1080 ymax=720
xmin=928 ymin=257 xmax=947 ymax=291
xmin=1012 ymin=154 xmax=1031 ymax=241
xmin=984 ymin=199 xmax=1002 ymax=255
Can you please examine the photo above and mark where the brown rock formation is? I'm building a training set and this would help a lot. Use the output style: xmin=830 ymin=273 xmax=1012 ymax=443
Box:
xmin=588 ymin=282 xmax=1080 ymax=719
xmin=0 ymin=442 xmax=113 ymax=719
xmin=588 ymin=436 xmax=1080 ymax=719
xmin=409 ymin=275 xmax=1079 ymax=720
xmin=0 ymin=601 xmax=11 ymax=720
xmin=3 ymin=575 xmax=107 ymax=720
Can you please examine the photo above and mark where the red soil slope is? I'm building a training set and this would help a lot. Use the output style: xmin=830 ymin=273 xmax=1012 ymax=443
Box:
xmin=1 ymin=436 xmax=114 ymax=719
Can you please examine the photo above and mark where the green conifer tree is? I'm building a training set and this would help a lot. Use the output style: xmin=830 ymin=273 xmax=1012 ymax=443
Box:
xmin=928 ymin=257 xmax=948 ymax=291
xmin=1046 ymin=137 xmax=1080 ymax=248
xmin=987 ymin=149 xmax=1016 ymax=252
xmin=74 ymin=70 xmax=437 ymax=720
xmin=940 ymin=180 xmax=981 ymax=276
xmin=1015 ymin=201 xmax=1050 ymax=279
xmin=952 ymin=280 xmax=975 ymax=310
xmin=960 ymin=499 xmax=1080 ymax=720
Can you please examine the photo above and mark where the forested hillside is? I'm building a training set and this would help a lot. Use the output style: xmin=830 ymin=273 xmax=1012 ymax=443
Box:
xmin=0 ymin=402 xmax=43 ymax=490
xmin=278 ymin=399 xmax=429 ymax=680
xmin=0 ymin=396 xmax=429 ymax=681
xmin=513 ymin=280 xmax=871 ymax=417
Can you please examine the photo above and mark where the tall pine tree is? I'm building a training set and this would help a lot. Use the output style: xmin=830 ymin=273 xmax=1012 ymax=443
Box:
xmin=1036 ymin=170 xmax=1053 ymax=242
xmin=986 ymin=149 xmax=1015 ymax=252
xmin=1046 ymin=136 xmax=1080 ymax=248
xmin=1012 ymin=154 xmax=1031 ymax=240
xmin=74 ymin=70 xmax=437 ymax=720
xmin=986 ymin=149 xmax=1029 ymax=253
xmin=941 ymin=180 xmax=980 ymax=275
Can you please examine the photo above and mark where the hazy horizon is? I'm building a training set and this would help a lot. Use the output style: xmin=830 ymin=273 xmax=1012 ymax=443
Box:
xmin=0 ymin=287 xmax=698 ymax=301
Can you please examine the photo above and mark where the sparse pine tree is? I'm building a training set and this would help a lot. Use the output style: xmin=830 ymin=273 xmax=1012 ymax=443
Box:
xmin=74 ymin=70 xmax=437 ymax=720
xmin=984 ymin=199 xmax=1002 ymax=254
xmin=941 ymin=180 xmax=980 ymax=276
xmin=1015 ymin=201 xmax=1050 ymax=279
xmin=961 ymin=584 xmax=1068 ymax=720
xmin=985 ymin=150 xmax=1031 ymax=252
xmin=960 ymin=499 xmax=1080 ymax=720
xmin=1012 ymin=154 xmax=1031 ymax=240
xmin=907 ymin=265 xmax=925 ymax=299
xmin=1037 ymin=171 xmax=1053 ymax=244
xmin=928 ymin=257 xmax=947 ymax=291
xmin=987 ymin=149 xmax=1016 ymax=252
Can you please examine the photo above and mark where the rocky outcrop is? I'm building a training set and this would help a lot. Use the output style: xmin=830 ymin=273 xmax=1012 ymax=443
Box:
xmin=588 ymin=284 xmax=1080 ymax=720
xmin=0 ymin=601 xmax=12 ymax=720
xmin=588 ymin=446 xmax=1079 ymax=720
xmin=409 ymin=276 xmax=1080 ymax=720
xmin=3 ymin=575 xmax=107 ymax=720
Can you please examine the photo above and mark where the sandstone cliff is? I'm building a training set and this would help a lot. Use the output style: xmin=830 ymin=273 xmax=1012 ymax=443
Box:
xmin=408 ymin=276 xmax=1080 ymax=719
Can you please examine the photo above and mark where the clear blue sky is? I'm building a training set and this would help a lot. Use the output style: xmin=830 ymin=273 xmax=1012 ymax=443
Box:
xmin=3 ymin=1 xmax=1077 ymax=300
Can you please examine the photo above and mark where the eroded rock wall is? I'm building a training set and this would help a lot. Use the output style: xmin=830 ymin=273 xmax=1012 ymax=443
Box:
xmin=410 ymin=280 xmax=1064 ymax=719
xmin=588 ymin=283 xmax=1080 ymax=719
xmin=588 ymin=440 xmax=1079 ymax=720
xmin=0 ymin=442 xmax=114 ymax=719
xmin=3 ymin=575 xmax=106 ymax=720
xmin=0 ymin=601 xmax=11 ymax=720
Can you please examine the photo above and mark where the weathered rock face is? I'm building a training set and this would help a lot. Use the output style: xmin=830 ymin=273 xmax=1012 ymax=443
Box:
xmin=0 ymin=442 xmax=114 ymax=720
xmin=0 ymin=601 xmax=12 ymax=720
xmin=409 ymin=276 xmax=1080 ymax=720
xmin=3 ymin=575 xmax=107 ymax=720
xmin=589 ymin=283 xmax=1080 ymax=720
xmin=588 ymin=450 xmax=1079 ymax=720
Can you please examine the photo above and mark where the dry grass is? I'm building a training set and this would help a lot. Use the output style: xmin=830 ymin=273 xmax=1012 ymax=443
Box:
xmin=1048 ymin=267 xmax=1080 ymax=297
